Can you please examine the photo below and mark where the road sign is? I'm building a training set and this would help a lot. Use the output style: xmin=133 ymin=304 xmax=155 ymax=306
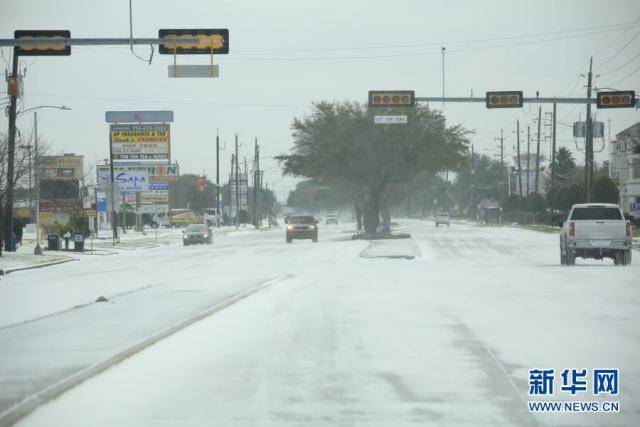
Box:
xmin=168 ymin=64 xmax=219 ymax=78
xmin=14 ymin=30 xmax=71 ymax=56
xmin=596 ymin=91 xmax=635 ymax=109
xmin=158 ymin=29 xmax=229 ymax=54
xmin=573 ymin=121 xmax=605 ymax=138
xmin=105 ymin=111 xmax=174 ymax=123
xmin=486 ymin=91 xmax=524 ymax=108
xmin=369 ymin=91 xmax=415 ymax=107
xmin=374 ymin=115 xmax=408 ymax=124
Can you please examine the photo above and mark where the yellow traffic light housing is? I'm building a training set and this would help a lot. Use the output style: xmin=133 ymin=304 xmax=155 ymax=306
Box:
xmin=14 ymin=30 xmax=71 ymax=56
xmin=596 ymin=91 xmax=635 ymax=109
xmin=486 ymin=91 xmax=523 ymax=108
xmin=159 ymin=29 xmax=229 ymax=54
xmin=368 ymin=91 xmax=415 ymax=107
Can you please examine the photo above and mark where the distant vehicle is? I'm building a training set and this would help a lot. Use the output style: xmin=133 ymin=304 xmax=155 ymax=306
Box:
xmin=203 ymin=208 xmax=222 ymax=226
xmin=286 ymin=215 xmax=318 ymax=243
xmin=559 ymin=203 xmax=633 ymax=266
xmin=435 ymin=212 xmax=450 ymax=227
xmin=183 ymin=223 xmax=213 ymax=246
xmin=325 ymin=212 xmax=338 ymax=225
xmin=150 ymin=211 xmax=170 ymax=228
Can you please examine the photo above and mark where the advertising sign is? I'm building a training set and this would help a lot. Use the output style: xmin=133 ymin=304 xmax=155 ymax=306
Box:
xmin=105 ymin=111 xmax=174 ymax=123
xmin=110 ymin=124 xmax=170 ymax=162
xmin=40 ymin=155 xmax=84 ymax=180
xmin=39 ymin=199 xmax=82 ymax=213
xmin=229 ymin=173 xmax=248 ymax=216
xmin=114 ymin=170 xmax=150 ymax=192
xmin=97 ymin=164 xmax=178 ymax=187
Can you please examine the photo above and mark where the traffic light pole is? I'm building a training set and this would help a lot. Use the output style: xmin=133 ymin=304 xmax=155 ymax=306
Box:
xmin=216 ymin=131 xmax=220 ymax=228
xmin=2 ymin=51 xmax=19 ymax=253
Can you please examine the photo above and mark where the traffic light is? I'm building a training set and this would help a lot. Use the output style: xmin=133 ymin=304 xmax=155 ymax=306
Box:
xmin=158 ymin=29 xmax=229 ymax=54
xmin=14 ymin=30 xmax=71 ymax=56
xmin=486 ymin=91 xmax=523 ymax=108
xmin=596 ymin=91 xmax=635 ymax=109
xmin=368 ymin=90 xmax=415 ymax=107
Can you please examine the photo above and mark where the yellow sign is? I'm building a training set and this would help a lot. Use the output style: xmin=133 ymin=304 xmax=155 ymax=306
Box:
xmin=111 ymin=130 xmax=169 ymax=144
xmin=84 ymin=209 xmax=97 ymax=218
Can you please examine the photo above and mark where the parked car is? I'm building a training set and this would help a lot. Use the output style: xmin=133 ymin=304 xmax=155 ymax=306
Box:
xmin=559 ymin=203 xmax=633 ymax=266
xmin=325 ymin=213 xmax=338 ymax=225
xmin=286 ymin=215 xmax=318 ymax=243
xmin=183 ymin=223 xmax=213 ymax=246
xmin=435 ymin=212 xmax=450 ymax=227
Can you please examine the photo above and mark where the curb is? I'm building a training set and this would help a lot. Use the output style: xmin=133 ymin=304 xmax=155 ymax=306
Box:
xmin=0 ymin=274 xmax=293 ymax=427
xmin=0 ymin=258 xmax=77 ymax=276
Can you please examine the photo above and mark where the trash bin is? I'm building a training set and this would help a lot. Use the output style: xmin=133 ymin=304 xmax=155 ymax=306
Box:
xmin=47 ymin=235 xmax=60 ymax=251
xmin=73 ymin=234 xmax=84 ymax=252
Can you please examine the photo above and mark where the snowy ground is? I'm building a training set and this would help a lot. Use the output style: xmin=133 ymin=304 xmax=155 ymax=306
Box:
xmin=1 ymin=220 xmax=638 ymax=426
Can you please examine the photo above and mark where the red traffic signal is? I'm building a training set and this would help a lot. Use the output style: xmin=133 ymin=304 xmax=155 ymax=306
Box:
xmin=159 ymin=29 xmax=229 ymax=54
xmin=368 ymin=91 xmax=415 ymax=107
xmin=14 ymin=30 xmax=71 ymax=56
xmin=486 ymin=91 xmax=523 ymax=108
xmin=596 ymin=91 xmax=635 ymax=109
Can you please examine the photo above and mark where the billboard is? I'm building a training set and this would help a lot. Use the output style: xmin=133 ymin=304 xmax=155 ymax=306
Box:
xmin=110 ymin=124 xmax=170 ymax=162
xmin=97 ymin=164 xmax=178 ymax=191
xmin=40 ymin=155 xmax=84 ymax=180
xmin=229 ymin=173 xmax=248 ymax=217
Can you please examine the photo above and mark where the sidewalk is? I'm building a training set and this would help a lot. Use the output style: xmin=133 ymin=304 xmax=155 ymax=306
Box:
xmin=0 ymin=249 xmax=74 ymax=276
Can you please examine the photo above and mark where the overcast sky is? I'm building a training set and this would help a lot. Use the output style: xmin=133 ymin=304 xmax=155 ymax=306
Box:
xmin=2 ymin=0 xmax=640 ymax=200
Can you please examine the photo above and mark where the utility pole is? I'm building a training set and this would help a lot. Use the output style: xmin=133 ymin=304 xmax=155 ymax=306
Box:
xmin=33 ymin=112 xmax=43 ymax=254
xmin=527 ymin=125 xmax=531 ymax=196
xmin=535 ymin=106 xmax=542 ymax=194
xmin=235 ymin=134 xmax=239 ymax=227
xmin=551 ymin=103 xmax=557 ymax=191
xmin=585 ymin=57 xmax=594 ymax=202
xmin=215 ymin=130 xmax=220 ymax=227
xmin=229 ymin=154 xmax=234 ymax=224
xmin=441 ymin=46 xmax=446 ymax=107
xmin=253 ymin=137 xmax=259 ymax=228
xmin=498 ymin=129 xmax=504 ymax=206
xmin=2 ymin=50 xmax=19 ymax=253
xmin=516 ymin=121 xmax=522 ymax=198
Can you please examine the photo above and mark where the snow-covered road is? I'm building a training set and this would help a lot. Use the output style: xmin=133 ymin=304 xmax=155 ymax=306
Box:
xmin=2 ymin=221 xmax=639 ymax=426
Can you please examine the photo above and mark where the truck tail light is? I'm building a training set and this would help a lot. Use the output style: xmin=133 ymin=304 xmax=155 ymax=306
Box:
xmin=569 ymin=222 xmax=575 ymax=237
xmin=626 ymin=222 xmax=632 ymax=238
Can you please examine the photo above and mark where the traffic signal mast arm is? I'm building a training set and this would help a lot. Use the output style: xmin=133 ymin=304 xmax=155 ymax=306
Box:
xmin=0 ymin=37 xmax=200 ymax=47
xmin=414 ymin=96 xmax=596 ymax=104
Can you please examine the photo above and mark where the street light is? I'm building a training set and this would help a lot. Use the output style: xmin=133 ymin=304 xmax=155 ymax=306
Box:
xmin=17 ymin=105 xmax=72 ymax=255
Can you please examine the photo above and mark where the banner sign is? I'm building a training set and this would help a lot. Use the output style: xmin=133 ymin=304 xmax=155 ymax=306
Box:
xmin=114 ymin=170 xmax=150 ymax=192
xmin=110 ymin=124 xmax=170 ymax=162
xmin=40 ymin=155 xmax=84 ymax=180
xmin=105 ymin=111 xmax=174 ymax=123
xmin=97 ymin=164 xmax=178 ymax=186
xmin=39 ymin=199 xmax=82 ymax=213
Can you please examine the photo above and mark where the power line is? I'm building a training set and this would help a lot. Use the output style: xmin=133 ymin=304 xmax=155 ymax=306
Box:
xmin=596 ymin=29 xmax=640 ymax=68
xmin=21 ymin=91 xmax=309 ymax=109
xmin=604 ymin=62 xmax=640 ymax=87
xmin=598 ymin=52 xmax=640 ymax=76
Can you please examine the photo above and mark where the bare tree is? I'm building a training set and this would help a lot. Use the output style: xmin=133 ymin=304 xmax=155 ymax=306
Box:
xmin=0 ymin=132 xmax=51 ymax=223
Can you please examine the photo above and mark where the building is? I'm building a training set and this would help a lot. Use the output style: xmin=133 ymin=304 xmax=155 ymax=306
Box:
xmin=609 ymin=121 xmax=640 ymax=219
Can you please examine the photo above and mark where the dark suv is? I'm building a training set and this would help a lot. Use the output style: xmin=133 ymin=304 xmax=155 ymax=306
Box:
xmin=286 ymin=215 xmax=318 ymax=243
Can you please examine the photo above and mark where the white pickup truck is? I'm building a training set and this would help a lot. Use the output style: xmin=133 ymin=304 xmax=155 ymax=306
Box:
xmin=560 ymin=203 xmax=633 ymax=266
